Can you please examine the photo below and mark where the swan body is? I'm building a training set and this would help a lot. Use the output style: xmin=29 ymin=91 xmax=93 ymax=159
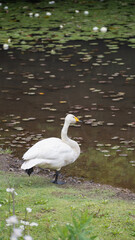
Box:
xmin=21 ymin=114 xmax=81 ymax=183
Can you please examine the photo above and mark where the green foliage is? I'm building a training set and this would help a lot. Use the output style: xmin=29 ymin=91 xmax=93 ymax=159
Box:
xmin=56 ymin=210 xmax=97 ymax=240
xmin=0 ymin=0 xmax=135 ymax=50
xmin=0 ymin=220 xmax=5 ymax=240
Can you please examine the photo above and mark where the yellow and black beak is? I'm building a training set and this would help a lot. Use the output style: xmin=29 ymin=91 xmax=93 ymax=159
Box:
xmin=74 ymin=116 xmax=82 ymax=122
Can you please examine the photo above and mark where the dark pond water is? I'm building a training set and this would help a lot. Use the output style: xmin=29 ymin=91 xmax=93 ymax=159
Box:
xmin=0 ymin=39 xmax=135 ymax=191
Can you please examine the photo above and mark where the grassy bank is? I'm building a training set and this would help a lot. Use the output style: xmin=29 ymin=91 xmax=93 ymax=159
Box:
xmin=0 ymin=171 xmax=135 ymax=239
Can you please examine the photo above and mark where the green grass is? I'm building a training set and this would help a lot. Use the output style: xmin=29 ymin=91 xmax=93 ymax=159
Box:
xmin=0 ymin=171 xmax=135 ymax=239
xmin=0 ymin=148 xmax=12 ymax=154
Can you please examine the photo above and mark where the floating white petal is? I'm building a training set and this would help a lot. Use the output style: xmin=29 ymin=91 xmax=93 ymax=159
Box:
xmin=29 ymin=13 xmax=33 ymax=17
xmin=4 ymin=6 xmax=8 ymax=10
xmin=34 ymin=13 xmax=39 ymax=17
xmin=93 ymin=26 xmax=99 ymax=32
xmin=3 ymin=44 xmax=9 ymax=50
xmin=84 ymin=11 xmax=89 ymax=15
xmin=46 ymin=12 xmax=52 ymax=16
xmin=60 ymin=25 xmax=63 ymax=29
xmin=100 ymin=27 xmax=107 ymax=33
xmin=49 ymin=1 xmax=55 ymax=4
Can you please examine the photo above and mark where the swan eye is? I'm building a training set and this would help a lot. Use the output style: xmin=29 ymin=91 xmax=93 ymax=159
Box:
xmin=74 ymin=116 xmax=79 ymax=122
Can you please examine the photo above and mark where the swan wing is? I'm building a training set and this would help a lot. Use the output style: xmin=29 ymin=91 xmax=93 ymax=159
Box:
xmin=23 ymin=137 xmax=73 ymax=161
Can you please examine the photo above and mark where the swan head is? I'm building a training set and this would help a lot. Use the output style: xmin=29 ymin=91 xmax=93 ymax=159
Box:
xmin=65 ymin=114 xmax=80 ymax=125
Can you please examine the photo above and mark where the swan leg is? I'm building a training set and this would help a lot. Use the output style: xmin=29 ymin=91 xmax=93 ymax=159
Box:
xmin=52 ymin=170 xmax=65 ymax=185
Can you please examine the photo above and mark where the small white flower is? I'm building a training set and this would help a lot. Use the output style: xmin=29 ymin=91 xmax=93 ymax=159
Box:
xmin=29 ymin=12 xmax=33 ymax=17
xmin=20 ymin=220 xmax=25 ymax=225
xmin=6 ymin=215 xmax=18 ymax=226
xmin=6 ymin=188 xmax=14 ymax=193
xmin=8 ymin=38 xmax=11 ymax=43
xmin=20 ymin=220 xmax=29 ymax=226
xmin=13 ymin=228 xmax=23 ymax=237
xmin=6 ymin=188 xmax=17 ymax=195
xmin=26 ymin=207 xmax=32 ymax=213
xmin=3 ymin=44 xmax=9 ymax=50
xmin=0 ymin=204 xmax=2 ymax=207
xmin=4 ymin=6 xmax=8 ymax=10
xmin=93 ymin=26 xmax=99 ymax=32
xmin=24 ymin=235 xmax=33 ymax=240
xmin=20 ymin=225 xmax=25 ymax=230
xmin=30 ymin=222 xmax=38 ymax=227
xmin=75 ymin=10 xmax=79 ymax=13
xmin=10 ymin=235 xmax=18 ymax=240
xmin=100 ymin=26 xmax=107 ymax=33
xmin=84 ymin=10 xmax=89 ymax=15
xmin=46 ymin=12 xmax=51 ymax=16
xmin=49 ymin=1 xmax=55 ymax=4
xmin=34 ymin=13 xmax=39 ymax=17
xmin=0 ymin=3 xmax=2 ymax=6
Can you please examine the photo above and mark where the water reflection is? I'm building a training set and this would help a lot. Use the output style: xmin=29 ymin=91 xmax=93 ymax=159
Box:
xmin=0 ymin=40 xmax=135 ymax=191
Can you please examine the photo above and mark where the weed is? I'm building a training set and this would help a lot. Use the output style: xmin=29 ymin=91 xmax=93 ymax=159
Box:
xmin=56 ymin=210 xmax=98 ymax=240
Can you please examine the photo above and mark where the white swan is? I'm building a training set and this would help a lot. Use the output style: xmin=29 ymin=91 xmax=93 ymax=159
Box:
xmin=21 ymin=114 xmax=81 ymax=184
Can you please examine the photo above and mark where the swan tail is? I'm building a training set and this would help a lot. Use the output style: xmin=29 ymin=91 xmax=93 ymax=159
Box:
xmin=21 ymin=158 xmax=56 ymax=170
xmin=21 ymin=160 xmax=36 ymax=170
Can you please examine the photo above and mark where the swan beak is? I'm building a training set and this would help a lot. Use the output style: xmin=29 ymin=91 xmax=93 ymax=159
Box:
xmin=75 ymin=116 xmax=81 ymax=122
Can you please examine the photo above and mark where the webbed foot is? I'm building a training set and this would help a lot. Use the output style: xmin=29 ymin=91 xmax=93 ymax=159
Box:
xmin=51 ymin=180 xmax=65 ymax=185
xmin=51 ymin=170 xmax=65 ymax=184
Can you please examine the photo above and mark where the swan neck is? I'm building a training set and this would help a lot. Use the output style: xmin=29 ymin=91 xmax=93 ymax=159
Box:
xmin=61 ymin=120 xmax=80 ymax=157
xmin=61 ymin=120 xmax=70 ymax=142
